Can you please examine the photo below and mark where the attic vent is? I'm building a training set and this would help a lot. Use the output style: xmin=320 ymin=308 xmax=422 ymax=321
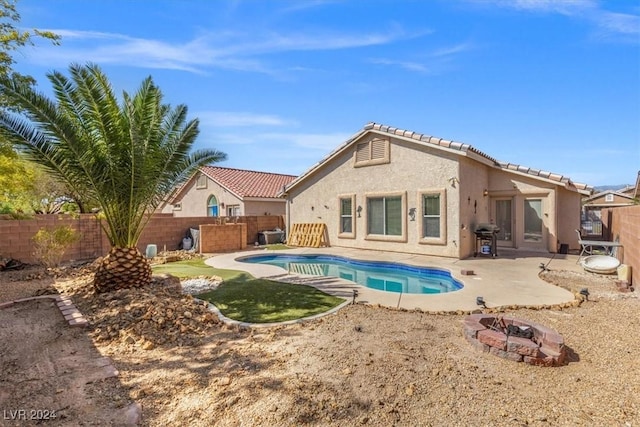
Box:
xmin=371 ymin=138 xmax=386 ymax=160
xmin=356 ymin=142 xmax=369 ymax=163
xmin=354 ymin=138 xmax=390 ymax=167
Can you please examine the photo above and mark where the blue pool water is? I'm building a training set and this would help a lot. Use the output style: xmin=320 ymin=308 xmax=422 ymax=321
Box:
xmin=238 ymin=254 xmax=463 ymax=295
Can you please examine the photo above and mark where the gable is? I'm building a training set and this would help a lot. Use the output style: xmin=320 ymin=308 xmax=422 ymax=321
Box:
xmin=283 ymin=122 xmax=592 ymax=196
xmin=583 ymin=191 xmax=635 ymax=206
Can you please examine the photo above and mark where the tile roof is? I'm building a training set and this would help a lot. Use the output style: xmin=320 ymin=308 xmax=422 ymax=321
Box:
xmin=283 ymin=122 xmax=593 ymax=194
xmin=200 ymin=166 xmax=296 ymax=199
xmin=582 ymin=189 xmax=635 ymax=203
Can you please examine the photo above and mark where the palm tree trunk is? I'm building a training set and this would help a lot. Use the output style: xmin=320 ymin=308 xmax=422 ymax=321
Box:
xmin=93 ymin=246 xmax=151 ymax=293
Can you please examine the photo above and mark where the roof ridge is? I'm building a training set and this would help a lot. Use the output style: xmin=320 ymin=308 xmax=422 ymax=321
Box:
xmin=203 ymin=165 xmax=297 ymax=178
xmin=367 ymin=122 xmax=591 ymax=191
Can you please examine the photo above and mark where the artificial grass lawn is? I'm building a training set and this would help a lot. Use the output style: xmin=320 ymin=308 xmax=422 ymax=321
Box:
xmin=152 ymin=258 xmax=251 ymax=281
xmin=152 ymin=258 xmax=344 ymax=323
xmin=197 ymin=279 xmax=344 ymax=323
xmin=264 ymin=243 xmax=292 ymax=250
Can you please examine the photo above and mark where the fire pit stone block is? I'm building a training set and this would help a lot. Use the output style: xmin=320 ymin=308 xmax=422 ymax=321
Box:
xmin=507 ymin=336 xmax=541 ymax=357
xmin=464 ymin=314 xmax=566 ymax=366
xmin=490 ymin=346 xmax=523 ymax=362
xmin=477 ymin=329 xmax=507 ymax=350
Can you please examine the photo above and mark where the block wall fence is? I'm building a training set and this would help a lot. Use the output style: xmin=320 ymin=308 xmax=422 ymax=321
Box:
xmin=0 ymin=214 xmax=284 ymax=264
xmin=602 ymin=205 xmax=639 ymax=285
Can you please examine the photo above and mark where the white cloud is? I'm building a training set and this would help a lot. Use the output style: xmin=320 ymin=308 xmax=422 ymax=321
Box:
xmin=592 ymin=11 xmax=640 ymax=38
xmin=212 ymin=130 xmax=349 ymax=151
xmin=198 ymin=112 xmax=293 ymax=127
xmin=368 ymin=58 xmax=431 ymax=73
xmin=464 ymin=0 xmax=639 ymax=40
xmin=268 ymin=132 xmax=351 ymax=150
xmin=24 ymin=25 xmax=430 ymax=74
xmin=466 ymin=0 xmax=596 ymax=15
xmin=430 ymin=42 xmax=474 ymax=58
xmin=368 ymin=42 xmax=473 ymax=73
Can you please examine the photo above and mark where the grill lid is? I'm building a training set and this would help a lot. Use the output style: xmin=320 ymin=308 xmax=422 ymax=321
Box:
xmin=475 ymin=223 xmax=501 ymax=233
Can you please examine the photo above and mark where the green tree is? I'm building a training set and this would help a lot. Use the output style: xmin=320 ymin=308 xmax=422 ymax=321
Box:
xmin=0 ymin=0 xmax=60 ymax=87
xmin=0 ymin=150 xmax=35 ymax=213
xmin=0 ymin=0 xmax=61 ymax=208
xmin=0 ymin=63 xmax=226 ymax=292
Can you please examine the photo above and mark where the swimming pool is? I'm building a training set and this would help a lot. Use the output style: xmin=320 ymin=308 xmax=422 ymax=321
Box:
xmin=238 ymin=254 xmax=463 ymax=295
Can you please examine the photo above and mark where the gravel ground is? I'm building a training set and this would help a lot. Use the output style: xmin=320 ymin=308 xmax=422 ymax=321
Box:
xmin=1 ymin=263 xmax=639 ymax=426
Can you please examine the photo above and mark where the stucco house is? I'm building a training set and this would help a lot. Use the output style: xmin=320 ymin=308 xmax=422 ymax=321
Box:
xmin=281 ymin=123 xmax=592 ymax=259
xmin=161 ymin=166 xmax=296 ymax=217
xmin=581 ymin=184 xmax=637 ymax=236
xmin=582 ymin=190 xmax=636 ymax=220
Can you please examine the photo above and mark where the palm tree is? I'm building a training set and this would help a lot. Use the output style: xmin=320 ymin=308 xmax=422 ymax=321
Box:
xmin=0 ymin=63 xmax=226 ymax=292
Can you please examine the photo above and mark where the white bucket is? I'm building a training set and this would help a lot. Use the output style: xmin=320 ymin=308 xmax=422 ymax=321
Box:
xmin=145 ymin=244 xmax=157 ymax=258
xmin=182 ymin=237 xmax=192 ymax=251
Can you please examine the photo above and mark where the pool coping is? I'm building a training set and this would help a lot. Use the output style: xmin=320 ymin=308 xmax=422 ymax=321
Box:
xmin=206 ymin=247 xmax=582 ymax=314
xmin=234 ymin=252 xmax=464 ymax=294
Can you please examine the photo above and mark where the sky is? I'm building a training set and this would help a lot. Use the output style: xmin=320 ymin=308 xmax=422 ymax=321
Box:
xmin=13 ymin=0 xmax=640 ymax=187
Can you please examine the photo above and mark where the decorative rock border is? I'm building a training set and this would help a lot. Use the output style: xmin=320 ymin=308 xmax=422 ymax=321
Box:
xmin=463 ymin=314 xmax=566 ymax=366
xmin=0 ymin=294 xmax=89 ymax=327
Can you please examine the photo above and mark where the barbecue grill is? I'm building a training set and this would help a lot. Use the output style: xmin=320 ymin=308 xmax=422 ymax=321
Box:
xmin=473 ymin=223 xmax=500 ymax=257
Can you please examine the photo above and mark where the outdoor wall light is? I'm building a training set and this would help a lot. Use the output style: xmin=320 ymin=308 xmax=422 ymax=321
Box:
xmin=220 ymin=202 xmax=225 ymax=208
xmin=483 ymin=189 xmax=489 ymax=197
xmin=408 ymin=207 xmax=416 ymax=221
xmin=357 ymin=205 xmax=362 ymax=217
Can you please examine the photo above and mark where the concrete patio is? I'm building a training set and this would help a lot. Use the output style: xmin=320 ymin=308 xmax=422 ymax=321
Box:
xmin=206 ymin=247 xmax=586 ymax=312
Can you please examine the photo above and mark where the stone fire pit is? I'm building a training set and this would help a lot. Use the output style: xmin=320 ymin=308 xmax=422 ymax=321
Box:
xmin=463 ymin=314 xmax=566 ymax=366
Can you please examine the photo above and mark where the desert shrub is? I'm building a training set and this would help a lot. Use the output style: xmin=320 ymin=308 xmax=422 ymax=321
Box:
xmin=32 ymin=225 xmax=80 ymax=267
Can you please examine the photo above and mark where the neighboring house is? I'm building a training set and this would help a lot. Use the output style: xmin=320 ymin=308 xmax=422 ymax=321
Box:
xmin=161 ymin=166 xmax=296 ymax=217
xmin=581 ymin=175 xmax=639 ymax=236
xmin=582 ymin=190 xmax=636 ymax=221
xmin=281 ymin=122 xmax=592 ymax=259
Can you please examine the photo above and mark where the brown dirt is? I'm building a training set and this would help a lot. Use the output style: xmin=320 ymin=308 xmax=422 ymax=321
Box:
xmin=1 ymin=261 xmax=638 ymax=426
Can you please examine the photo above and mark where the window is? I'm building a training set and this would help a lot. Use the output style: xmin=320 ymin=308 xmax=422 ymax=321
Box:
xmin=227 ymin=205 xmax=241 ymax=216
xmin=207 ymin=195 xmax=219 ymax=217
xmin=173 ymin=202 xmax=182 ymax=211
xmin=338 ymin=195 xmax=355 ymax=237
xmin=605 ymin=194 xmax=614 ymax=202
xmin=354 ymin=138 xmax=390 ymax=167
xmin=196 ymin=174 xmax=207 ymax=189
xmin=422 ymin=194 xmax=440 ymax=238
xmin=524 ymin=199 xmax=543 ymax=242
xmin=366 ymin=192 xmax=406 ymax=241
xmin=418 ymin=189 xmax=446 ymax=244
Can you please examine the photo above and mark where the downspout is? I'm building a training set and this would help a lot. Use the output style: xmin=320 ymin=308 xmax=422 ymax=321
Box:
xmin=282 ymin=185 xmax=291 ymax=240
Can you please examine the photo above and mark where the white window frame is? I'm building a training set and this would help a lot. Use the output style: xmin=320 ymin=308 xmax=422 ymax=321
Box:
xmin=338 ymin=194 xmax=356 ymax=239
xmin=364 ymin=191 xmax=407 ymax=242
xmin=605 ymin=193 xmax=614 ymax=202
xmin=227 ymin=205 xmax=241 ymax=216
xmin=173 ymin=202 xmax=182 ymax=211
xmin=418 ymin=189 xmax=447 ymax=245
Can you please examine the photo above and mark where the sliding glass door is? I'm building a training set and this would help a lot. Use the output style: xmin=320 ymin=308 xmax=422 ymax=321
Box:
xmin=493 ymin=198 xmax=513 ymax=246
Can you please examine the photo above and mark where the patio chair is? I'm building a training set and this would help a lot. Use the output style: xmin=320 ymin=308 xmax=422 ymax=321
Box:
xmin=575 ymin=229 xmax=622 ymax=264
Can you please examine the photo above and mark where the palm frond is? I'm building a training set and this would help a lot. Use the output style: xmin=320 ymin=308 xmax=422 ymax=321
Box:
xmin=0 ymin=63 xmax=226 ymax=248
